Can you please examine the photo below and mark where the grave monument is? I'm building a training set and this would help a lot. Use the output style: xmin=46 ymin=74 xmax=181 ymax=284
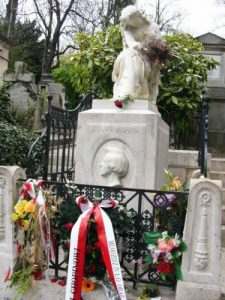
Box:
xmin=75 ymin=5 xmax=169 ymax=189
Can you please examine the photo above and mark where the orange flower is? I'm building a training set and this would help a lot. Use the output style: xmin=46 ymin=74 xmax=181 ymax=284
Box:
xmin=172 ymin=177 xmax=182 ymax=191
xmin=82 ymin=279 xmax=95 ymax=292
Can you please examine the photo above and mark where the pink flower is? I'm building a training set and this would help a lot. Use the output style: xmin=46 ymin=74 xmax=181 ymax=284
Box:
xmin=114 ymin=100 xmax=123 ymax=108
xmin=158 ymin=239 xmax=175 ymax=253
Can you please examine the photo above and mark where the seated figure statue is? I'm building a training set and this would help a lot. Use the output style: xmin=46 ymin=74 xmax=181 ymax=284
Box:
xmin=112 ymin=5 xmax=161 ymax=103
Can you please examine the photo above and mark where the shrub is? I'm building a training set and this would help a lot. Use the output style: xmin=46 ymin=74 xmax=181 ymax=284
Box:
xmin=0 ymin=121 xmax=34 ymax=169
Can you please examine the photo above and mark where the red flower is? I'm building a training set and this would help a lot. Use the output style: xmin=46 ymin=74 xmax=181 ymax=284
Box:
xmin=58 ymin=280 xmax=66 ymax=286
xmin=156 ymin=261 xmax=174 ymax=274
xmin=33 ymin=269 xmax=42 ymax=280
xmin=65 ymin=223 xmax=74 ymax=231
xmin=17 ymin=243 xmax=22 ymax=255
xmin=51 ymin=277 xmax=58 ymax=283
xmin=66 ymin=242 xmax=70 ymax=249
xmin=114 ymin=100 xmax=123 ymax=108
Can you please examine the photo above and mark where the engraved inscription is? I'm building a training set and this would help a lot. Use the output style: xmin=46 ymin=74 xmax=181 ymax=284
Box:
xmin=92 ymin=128 xmax=140 ymax=135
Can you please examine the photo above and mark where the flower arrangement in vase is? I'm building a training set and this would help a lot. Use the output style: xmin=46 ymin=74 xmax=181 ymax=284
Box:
xmin=144 ymin=231 xmax=187 ymax=282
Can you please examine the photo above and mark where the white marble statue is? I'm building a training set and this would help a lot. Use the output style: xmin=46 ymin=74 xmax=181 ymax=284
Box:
xmin=99 ymin=147 xmax=129 ymax=187
xmin=112 ymin=5 xmax=161 ymax=103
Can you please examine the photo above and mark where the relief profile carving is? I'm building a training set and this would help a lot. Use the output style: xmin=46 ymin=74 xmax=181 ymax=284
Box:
xmin=99 ymin=146 xmax=129 ymax=187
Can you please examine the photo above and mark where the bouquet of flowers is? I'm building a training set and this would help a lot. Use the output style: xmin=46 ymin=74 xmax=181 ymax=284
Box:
xmin=7 ymin=179 xmax=57 ymax=299
xmin=141 ymin=39 xmax=172 ymax=65
xmin=144 ymin=231 xmax=187 ymax=281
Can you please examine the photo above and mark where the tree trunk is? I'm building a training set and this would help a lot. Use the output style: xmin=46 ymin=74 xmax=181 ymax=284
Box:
xmin=6 ymin=0 xmax=18 ymax=38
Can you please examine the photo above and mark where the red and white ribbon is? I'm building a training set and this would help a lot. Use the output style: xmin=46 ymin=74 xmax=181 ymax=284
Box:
xmin=65 ymin=196 xmax=127 ymax=300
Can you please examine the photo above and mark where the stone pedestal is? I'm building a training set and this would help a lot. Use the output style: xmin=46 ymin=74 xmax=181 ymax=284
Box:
xmin=175 ymin=178 xmax=222 ymax=300
xmin=0 ymin=166 xmax=26 ymax=298
xmin=75 ymin=100 xmax=169 ymax=189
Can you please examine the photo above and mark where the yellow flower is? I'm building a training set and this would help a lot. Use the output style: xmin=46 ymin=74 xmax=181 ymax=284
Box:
xmin=14 ymin=200 xmax=28 ymax=215
xmin=172 ymin=177 xmax=182 ymax=191
xmin=11 ymin=213 xmax=19 ymax=221
xmin=24 ymin=200 xmax=36 ymax=213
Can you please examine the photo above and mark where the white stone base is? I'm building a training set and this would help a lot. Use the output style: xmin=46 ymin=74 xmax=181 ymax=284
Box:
xmin=176 ymin=280 xmax=221 ymax=300
xmin=75 ymin=99 xmax=169 ymax=189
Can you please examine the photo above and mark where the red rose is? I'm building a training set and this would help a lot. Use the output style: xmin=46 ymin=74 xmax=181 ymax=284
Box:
xmin=51 ymin=277 xmax=58 ymax=283
xmin=58 ymin=280 xmax=66 ymax=286
xmin=114 ymin=100 xmax=123 ymax=108
xmin=65 ymin=223 xmax=74 ymax=230
xmin=156 ymin=261 xmax=174 ymax=274
xmin=33 ymin=269 xmax=42 ymax=280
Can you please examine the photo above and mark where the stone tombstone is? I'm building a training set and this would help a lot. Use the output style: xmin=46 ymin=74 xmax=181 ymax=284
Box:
xmin=3 ymin=61 xmax=38 ymax=113
xmin=0 ymin=166 xmax=26 ymax=299
xmin=176 ymin=178 xmax=222 ymax=300
xmin=75 ymin=5 xmax=169 ymax=190
xmin=196 ymin=32 xmax=225 ymax=154
xmin=39 ymin=73 xmax=65 ymax=108
xmin=75 ymin=100 xmax=169 ymax=189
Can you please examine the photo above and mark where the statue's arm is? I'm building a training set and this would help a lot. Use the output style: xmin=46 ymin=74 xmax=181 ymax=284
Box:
xmin=123 ymin=29 xmax=141 ymax=50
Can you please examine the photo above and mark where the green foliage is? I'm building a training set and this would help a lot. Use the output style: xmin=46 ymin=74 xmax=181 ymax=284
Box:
xmin=13 ymin=106 xmax=36 ymax=131
xmin=53 ymin=25 xmax=122 ymax=107
xmin=0 ymin=121 xmax=35 ymax=168
xmin=157 ymin=34 xmax=218 ymax=148
xmin=144 ymin=231 xmax=162 ymax=245
xmin=8 ymin=21 xmax=44 ymax=81
xmin=8 ymin=267 xmax=32 ymax=300
xmin=0 ymin=83 xmax=14 ymax=123
xmin=138 ymin=283 xmax=160 ymax=299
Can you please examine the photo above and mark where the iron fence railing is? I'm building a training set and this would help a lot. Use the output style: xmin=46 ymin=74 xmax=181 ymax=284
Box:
xmin=45 ymin=181 xmax=188 ymax=288
xmin=27 ymin=93 xmax=93 ymax=182
xmin=198 ymin=94 xmax=209 ymax=177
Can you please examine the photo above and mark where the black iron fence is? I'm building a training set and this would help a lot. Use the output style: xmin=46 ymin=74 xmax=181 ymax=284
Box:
xmin=47 ymin=181 xmax=188 ymax=288
xmin=28 ymin=93 xmax=93 ymax=181
xmin=198 ymin=94 xmax=209 ymax=177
